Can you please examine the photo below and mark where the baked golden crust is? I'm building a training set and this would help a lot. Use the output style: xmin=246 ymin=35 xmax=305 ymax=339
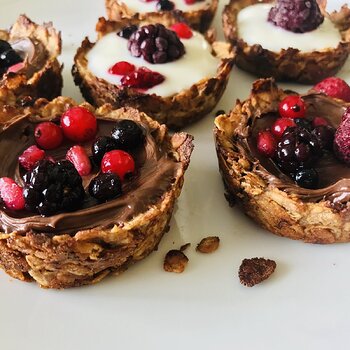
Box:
xmin=214 ymin=78 xmax=350 ymax=244
xmin=222 ymin=0 xmax=350 ymax=84
xmin=0 ymin=15 xmax=63 ymax=102
xmin=105 ymin=0 xmax=218 ymax=32
xmin=72 ymin=17 xmax=234 ymax=130
xmin=0 ymin=97 xmax=193 ymax=288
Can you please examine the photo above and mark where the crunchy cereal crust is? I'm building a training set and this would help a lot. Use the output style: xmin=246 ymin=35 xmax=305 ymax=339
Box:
xmin=0 ymin=15 xmax=62 ymax=102
xmin=105 ymin=0 xmax=218 ymax=32
xmin=214 ymin=78 xmax=350 ymax=244
xmin=222 ymin=0 xmax=350 ymax=84
xmin=72 ymin=17 xmax=234 ymax=130
xmin=0 ymin=97 xmax=193 ymax=288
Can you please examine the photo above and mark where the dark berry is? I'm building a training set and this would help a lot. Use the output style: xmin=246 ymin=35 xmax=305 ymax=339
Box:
xmin=120 ymin=66 xmax=165 ymax=89
xmin=294 ymin=118 xmax=312 ymax=130
xmin=256 ymin=130 xmax=277 ymax=158
xmin=294 ymin=168 xmax=319 ymax=189
xmin=101 ymin=150 xmax=135 ymax=181
xmin=156 ymin=0 xmax=175 ymax=11
xmin=0 ymin=177 xmax=25 ymax=211
xmin=92 ymin=136 xmax=119 ymax=164
xmin=170 ymin=23 xmax=193 ymax=39
xmin=0 ymin=49 xmax=22 ymax=69
xmin=279 ymin=95 xmax=306 ymax=119
xmin=89 ymin=173 xmax=122 ymax=202
xmin=312 ymin=116 xmax=329 ymax=127
xmin=60 ymin=106 xmax=97 ymax=143
xmin=0 ymin=40 xmax=12 ymax=54
xmin=117 ymin=25 xmax=138 ymax=39
xmin=312 ymin=125 xmax=335 ymax=151
xmin=111 ymin=119 xmax=145 ymax=150
xmin=271 ymin=118 xmax=295 ymax=138
xmin=34 ymin=121 xmax=63 ymax=150
xmin=268 ymin=0 xmax=324 ymax=33
xmin=127 ymin=24 xmax=185 ymax=64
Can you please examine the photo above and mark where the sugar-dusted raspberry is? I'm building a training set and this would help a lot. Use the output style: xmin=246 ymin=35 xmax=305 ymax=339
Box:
xmin=268 ymin=0 xmax=324 ymax=33
xmin=0 ymin=177 xmax=25 ymax=211
xmin=334 ymin=107 xmax=350 ymax=165
xmin=312 ymin=77 xmax=350 ymax=102
xmin=66 ymin=145 xmax=92 ymax=176
xmin=18 ymin=145 xmax=46 ymax=171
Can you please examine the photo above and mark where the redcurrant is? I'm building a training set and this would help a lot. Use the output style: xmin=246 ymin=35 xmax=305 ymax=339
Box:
xmin=170 ymin=23 xmax=193 ymax=39
xmin=279 ymin=95 xmax=306 ymax=119
xmin=108 ymin=61 xmax=135 ymax=75
xmin=257 ymin=130 xmax=277 ymax=158
xmin=34 ymin=121 xmax=63 ymax=150
xmin=101 ymin=150 xmax=135 ymax=181
xmin=271 ymin=118 xmax=296 ymax=138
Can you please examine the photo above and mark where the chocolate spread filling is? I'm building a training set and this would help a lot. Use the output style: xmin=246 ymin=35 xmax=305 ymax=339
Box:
xmin=0 ymin=115 xmax=181 ymax=234
xmin=241 ymin=94 xmax=350 ymax=208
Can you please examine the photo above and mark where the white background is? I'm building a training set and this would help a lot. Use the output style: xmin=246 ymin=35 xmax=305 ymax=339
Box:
xmin=0 ymin=1 xmax=350 ymax=349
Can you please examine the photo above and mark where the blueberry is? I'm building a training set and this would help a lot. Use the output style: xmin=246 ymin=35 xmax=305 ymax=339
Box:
xmin=156 ymin=0 xmax=175 ymax=11
xmin=0 ymin=49 xmax=22 ymax=69
xmin=117 ymin=25 xmax=138 ymax=39
xmin=89 ymin=173 xmax=122 ymax=202
xmin=92 ymin=136 xmax=118 ymax=164
xmin=294 ymin=168 xmax=319 ymax=189
xmin=111 ymin=119 xmax=145 ymax=150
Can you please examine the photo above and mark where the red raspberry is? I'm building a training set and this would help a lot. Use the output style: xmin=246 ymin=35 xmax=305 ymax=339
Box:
xmin=334 ymin=107 xmax=350 ymax=165
xmin=108 ymin=61 xmax=135 ymax=75
xmin=0 ymin=177 xmax=25 ymax=211
xmin=61 ymin=106 xmax=97 ymax=143
xmin=257 ymin=130 xmax=277 ymax=158
xmin=101 ymin=150 xmax=135 ymax=181
xmin=34 ymin=121 xmax=63 ymax=150
xmin=312 ymin=116 xmax=329 ymax=127
xmin=121 ymin=67 xmax=165 ymax=89
xmin=271 ymin=118 xmax=296 ymax=138
xmin=18 ymin=145 xmax=45 ymax=171
xmin=279 ymin=95 xmax=306 ymax=119
xmin=312 ymin=77 xmax=350 ymax=102
xmin=170 ymin=23 xmax=193 ymax=39
xmin=66 ymin=145 xmax=92 ymax=176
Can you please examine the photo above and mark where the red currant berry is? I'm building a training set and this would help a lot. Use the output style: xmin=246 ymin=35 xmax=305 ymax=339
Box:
xmin=108 ymin=61 xmax=135 ymax=75
xmin=61 ymin=106 xmax=97 ymax=143
xmin=18 ymin=145 xmax=45 ymax=171
xmin=279 ymin=95 xmax=306 ymax=119
xmin=66 ymin=145 xmax=92 ymax=176
xmin=0 ymin=177 xmax=25 ymax=211
xmin=101 ymin=150 xmax=135 ymax=181
xmin=312 ymin=116 xmax=329 ymax=127
xmin=34 ymin=121 xmax=63 ymax=150
xmin=271 ymin=118 xmax=296 ymax=138
xmin=170 ymin=23 xmax=193 ymax=39
xmin=257 ymin=130 xmax=277 ymax=158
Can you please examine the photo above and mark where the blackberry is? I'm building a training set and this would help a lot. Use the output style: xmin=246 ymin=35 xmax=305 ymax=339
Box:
xmin=117 ymin=25 xmax=138 ymax=39
xmin=89 ymin=173 xmax=122 ymax=202
xmin=276 ymin=126 xmax=320 ymax=172
xmin=23 ymin=160 xmax=85 ymax=216
xmin=268 ymin=0 xmax=324 ymax=33
xmin=92 ymin=136 xmax=119 ymax=164
xmin=312 ymin=125 xmax=335 ymax=151
xmin=127 ymin=24 xmax=185 ymax=64
xmin=111 ymin=119 xmax=145 ymax=150
xmin=293 ymin=168 xmax=319 ymax=189
xmin=156 ymin=0 xmax=175 ymax=11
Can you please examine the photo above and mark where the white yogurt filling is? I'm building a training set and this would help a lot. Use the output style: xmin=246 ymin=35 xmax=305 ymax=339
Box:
xmin=119 ymin=0 xmax=211 ymax=13
xmin=87 ymin=30 xmax=220 ymax=97
xmin=237 ymin=3 xmax=341 ymax=52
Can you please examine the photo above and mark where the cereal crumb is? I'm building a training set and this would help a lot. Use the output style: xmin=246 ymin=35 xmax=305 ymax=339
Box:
xmin=180 ymin=243 xmax=191 ymax=252
xmin=164 ymin=250 xmax=189 ymax=273
xmin=239 ymin=257 xmax=276 ymax=287
xmin=196 ymin=236 xmax=220 ymax=253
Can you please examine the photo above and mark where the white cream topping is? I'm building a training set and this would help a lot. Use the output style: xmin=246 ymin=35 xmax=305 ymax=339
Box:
xmin=237 ymin=3 xmax=341 ymax=52
xmin=86 ymin=30 xmax=219 ymax=97
xmin=120 ymin=0 xmax=211 ymax=13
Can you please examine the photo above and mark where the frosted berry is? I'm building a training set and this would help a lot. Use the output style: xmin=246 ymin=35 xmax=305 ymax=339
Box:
xmin=66 ymin=145 xmax=92 ymax=176
xmin=101 ymin=150 xmax=135 ymax=181
xmin=18 ymin=145 xmax=46 ymax=171
xmin=279 ymin=95 xmax=306 ymax=119
xmin=170 ymin=23 xmax=193 ymax=39
xmin=89 ymin=173 xmax=122 ymax=202
xmin=271 ymin=118 xmax=295 ymax=138
xmin=0 ymin=177 xmax=25 ymax=211
xmin=256 ymin=130 xmax=277 ymax=158
xmin=111 ymin=119 xmax=145 ymax=150
xmin=61 ymin=106 xmax=97 ymax=142
xmin=334 ymin=108 xmax=350 ymax=165
xmin=34 ymin=121 xmax=63 ymax=150
xmin=312 ymin=77 xmax=350 ymax=102
xmin=312 ymin=116 xmax=329 ymax=127
xmin=108 ymin=61 xmax=135 ymax=75
xmin=121 ymin=67 xmax=165 ymax=89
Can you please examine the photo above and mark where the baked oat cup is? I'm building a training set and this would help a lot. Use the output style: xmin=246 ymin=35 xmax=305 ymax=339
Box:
xmin=214 ymin=78 xmax=350 ymax=243
xmin=105 ymin=0 xmax=218 ymax=32
xmin=0 ymin=97 xmax=193 ymax=288
xmin=72 ymin=16 xmax=234 ymax=130
xmin=0 ymin=15 xmax=62 ymax=103
xmin=222 ymin=0 xmax=350 ymax=84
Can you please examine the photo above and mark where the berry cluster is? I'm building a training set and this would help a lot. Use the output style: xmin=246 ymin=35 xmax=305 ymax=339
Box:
xmin=127 ymin=24 xmax=185 ymax=64
xmin=0 ymin=107 xmax=145 ymax=216
xmin=0 ymin=39 xmax=23 ymax=75
xmin=257 ymin=95 xmax=335 ymax=189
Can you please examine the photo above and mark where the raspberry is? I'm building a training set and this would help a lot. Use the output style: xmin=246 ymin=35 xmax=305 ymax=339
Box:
xmin=108 ymin=61 xmax=135 ymax=75
xmin=127 ymin=24 xmax=185 ymax=64
xmin=61 ymin=106 xmax=97 ymax=143
xmin=312 ymin=77 xmax=350 ymax=102
xmin=271 ymin=118 xmax=295 ymax=138
xmin=89 ymin=173 xmax=122 ymax=202
xmin=18 ymin=145 xmax=46 ymax=171
xmin=256 ymin=130 xmax=277 ymax=158
xmin=121 ymin=67 xmax=165 ymax=89
xmin=101 ymin=150 xmax=135 ymax=181
xmin=170 ymin=23 xmax=193 ymax=39
xmin=334 ymin=108 xmax=350 ymax=165
xmin=0 ymin=177 xmax=25 ymax=211
xmin=279 ymin=95 xmax=306 ymax=119
xmin=66 ymin=145 xmax=92 ymax=176
xmin=34 ymin=121 xmax=63 ymax=150
xmin=268 ymin=0 xmax=324 ymax=33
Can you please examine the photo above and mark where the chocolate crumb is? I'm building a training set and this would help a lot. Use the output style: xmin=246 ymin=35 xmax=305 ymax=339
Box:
xmin=180 ymin=243 xmax=191 ymax=252
xmin=164 ymin=250 xmax=189 ymax=273
xmin=239 ymin=257 xmax=276 ymax=287
xmin=196 ymin=236 xmax=220 ymax=253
